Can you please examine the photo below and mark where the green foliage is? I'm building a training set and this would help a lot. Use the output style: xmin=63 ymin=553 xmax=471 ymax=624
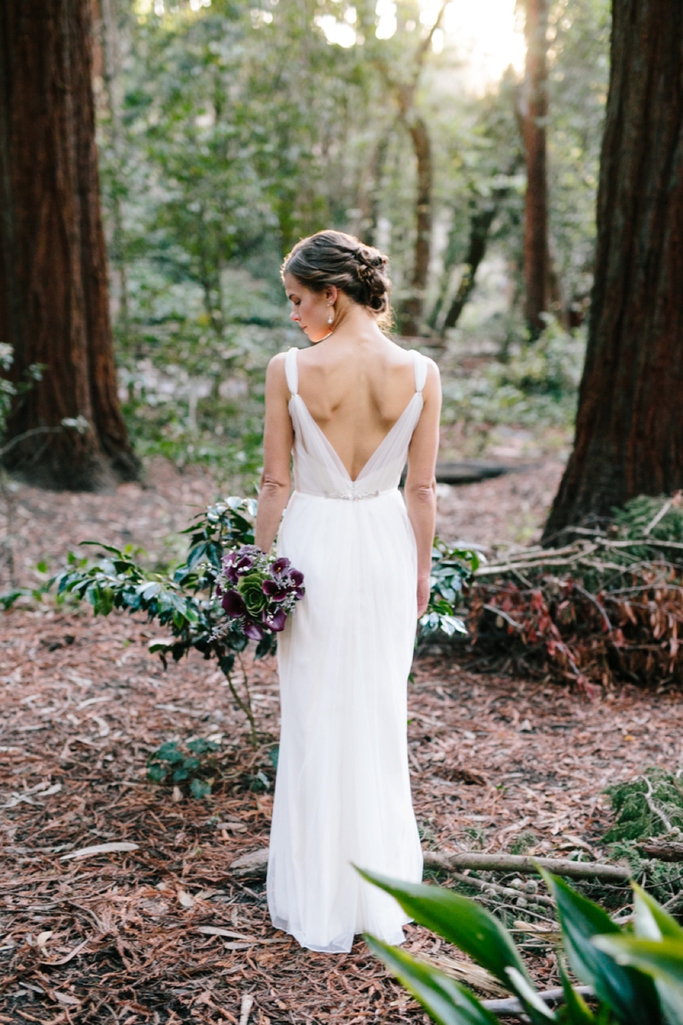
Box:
xmin=542 ymin=870 xmax=660 ymax=1025
xmin=96 ymin=0 xmax=610 ymax=469
xmin=603 ymin=769 xmax=683 ymax=843
xmin=610 ymin=495 xmax=683 ymax=562
xmin=441 ymin=320 xmax=586 ymax=432
xmin=147 ymin=737 xmax=220 ymax=797
xmin=0 ymin=344 xmax=45 ymax=444
xmin=362 ymin=869 xmax=681 ymax=1025
xmin=53 ymin=496 xmax=266 ymax=742
xmin=418 ymin=540 xmax=480 ymax=640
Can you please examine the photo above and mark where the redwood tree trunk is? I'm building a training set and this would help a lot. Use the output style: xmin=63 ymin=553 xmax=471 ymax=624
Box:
xmin=0 ymin=0 xmax=137 ymax=490
xmin=522 ymin=0 xmax=549 ymax=337
xmin=543 ymin=0 xmax=683 ymax=541
xmin=401 ymin=113 xmax=433 ymax=336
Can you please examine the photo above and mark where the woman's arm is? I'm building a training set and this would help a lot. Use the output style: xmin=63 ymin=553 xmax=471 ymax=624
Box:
xmin=404 ymin=359 xmax=442 ymax=617
xmin=254 ymin=353 xmax=294 ymax=552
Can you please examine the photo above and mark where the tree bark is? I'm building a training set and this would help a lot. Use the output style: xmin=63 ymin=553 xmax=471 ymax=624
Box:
xmin=401 ymin=112 xmax=433 ymax=336
xmin=441 ymin=203 xmax=498 ymax=333
xmin=522 ymin=0 xmax=550 ymax=338
xmin=543 ymin=0 xmax=683 ymax=541
xmin=0 ymin=0 xmax=138 ymax=490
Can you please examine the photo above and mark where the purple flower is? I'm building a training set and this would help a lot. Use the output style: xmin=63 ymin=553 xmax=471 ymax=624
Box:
xmin=262 ymin=607 xmax=287 ymax=632
xmin=262 ymin=579 xmax=289 ymax=602
xmin=290 ymin=569 xmax=304 ymax=588
xmin=244 ymin=619 xmax=264 ymax=641
xmin=222 ymin=547 xmax=259 ymax=584
xmin=221 ymin=590 xmax=247 ymax=618
xmin=271 ymin=557 xmax=291 ymax=576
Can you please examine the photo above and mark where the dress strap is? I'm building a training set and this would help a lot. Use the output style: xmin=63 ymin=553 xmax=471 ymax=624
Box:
xmin=411 ymin=350 xmax=428 ymax=394
xmin=285 ymin=347 xmax=299 ymax=396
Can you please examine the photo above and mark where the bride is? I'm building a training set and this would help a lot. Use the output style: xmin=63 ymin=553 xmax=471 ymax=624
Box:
xmin=254 ymin=230 xmax=441 ymax=953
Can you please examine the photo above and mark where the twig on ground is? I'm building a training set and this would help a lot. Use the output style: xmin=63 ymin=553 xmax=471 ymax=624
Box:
xmin=482 ymin=986 xmax=593 ymax=1018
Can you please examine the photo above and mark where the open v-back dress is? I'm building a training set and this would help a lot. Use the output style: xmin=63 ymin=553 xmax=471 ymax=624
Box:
xmin=267 ymin=346 xmax=426 ymax=953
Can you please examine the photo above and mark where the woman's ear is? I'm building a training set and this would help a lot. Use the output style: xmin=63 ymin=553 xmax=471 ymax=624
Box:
xmin=325 ymin=286 xmax=338 ymax=305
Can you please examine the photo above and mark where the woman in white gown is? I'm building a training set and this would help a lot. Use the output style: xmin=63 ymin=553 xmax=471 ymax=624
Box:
xmin=254 ymin=230 xmax=441 ymax=953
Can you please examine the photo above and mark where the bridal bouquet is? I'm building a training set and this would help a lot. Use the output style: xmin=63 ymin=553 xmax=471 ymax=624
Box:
xmin=216 ymin=545 xmax=305 ymax=640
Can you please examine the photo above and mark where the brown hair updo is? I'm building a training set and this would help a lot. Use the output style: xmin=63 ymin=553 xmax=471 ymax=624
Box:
xmin=282 ymin=230 xmax=391 ymax=321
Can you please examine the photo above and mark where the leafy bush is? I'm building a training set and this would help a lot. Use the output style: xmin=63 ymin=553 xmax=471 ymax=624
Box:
xmin=361 ymin=867 xmax=683 ymax=1025
xmin=418 ymin=541 xmax=481 ymax=641
xmin=147 ymin=738 xmax=220 ymax=798
xmin=54 ymin=497 xmax=265 ymax=743
xmin=441 ymin=320 xmax=586 ymax=431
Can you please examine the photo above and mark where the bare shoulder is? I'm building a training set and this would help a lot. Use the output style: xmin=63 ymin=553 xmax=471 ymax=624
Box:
xmin=265 ymin=350 xmax=290 ymax=398
xmin=421 ymin=355 xmax=441 ymax=403
xmin=423 ymin=355 xmax=441 ymax=383
xmin=266 ymin=350 xmax=288 ymax=380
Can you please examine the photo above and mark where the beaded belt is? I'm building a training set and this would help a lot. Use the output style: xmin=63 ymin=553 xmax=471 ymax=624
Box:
xmin=296 ymin=488 xmax=398 ymax=502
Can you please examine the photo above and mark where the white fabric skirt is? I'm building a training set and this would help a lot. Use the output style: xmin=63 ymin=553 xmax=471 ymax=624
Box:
xmin=267 ymin=489 xmax=423 ymax=953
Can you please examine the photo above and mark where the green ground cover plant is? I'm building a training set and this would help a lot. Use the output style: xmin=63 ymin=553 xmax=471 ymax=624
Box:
xmin=361 ymin=868 xmax=683 ymax=1024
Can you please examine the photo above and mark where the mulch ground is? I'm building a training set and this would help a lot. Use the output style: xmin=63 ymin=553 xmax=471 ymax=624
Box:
xmin=2 ymin=458 xmax=682 ymax=1024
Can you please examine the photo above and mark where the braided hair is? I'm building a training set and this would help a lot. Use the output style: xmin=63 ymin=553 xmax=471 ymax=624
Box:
xmin=282 ymin=230 xmax=391 ymax=322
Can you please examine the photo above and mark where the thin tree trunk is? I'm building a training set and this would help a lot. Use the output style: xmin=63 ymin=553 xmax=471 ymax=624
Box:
xmin=522 ymin=0 xmax=550 ymax=338
xmin=441 ymin=203 xmax=500 ymax=333
xmin=0 ymin=0 xmax=137 ymax=489
xmin=543 ymin=0 xmax=683 ymax=541
xmin=401 ymin=113 xmax=433 ymax=335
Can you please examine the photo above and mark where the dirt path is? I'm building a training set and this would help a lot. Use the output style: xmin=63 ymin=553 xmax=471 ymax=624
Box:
xmin=1 ymin=460 xmax=682 ymax=1023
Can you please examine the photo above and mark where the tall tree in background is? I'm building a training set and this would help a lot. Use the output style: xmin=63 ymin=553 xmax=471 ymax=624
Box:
xmin=543 ymin=0 xmax=683 ymax=540
xmin=0 ymin=0 xmax=137 ymax=489
xmin=366 ymin=0 xmax=447 ymax=336
xmin=522 ymin=0 xmax=550 ymax=337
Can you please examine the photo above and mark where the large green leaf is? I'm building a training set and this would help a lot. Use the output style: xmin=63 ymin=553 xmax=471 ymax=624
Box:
xmin=542 ymin=871 xmax=661 ymax=1025
xmin=558 ymin=964 xmax=595 ymax=1024
xmin=631 ymin=884 xmax=683 ymax=1025
xmin=357 ymin=870 xmax=533 ymax=995
xmin=593 ymin=936 xmax=683 ymax=1024
xmin=365 ymin=935 xmax=500 ymax=1025
xmin=633 ymin=884 xmax=683 ymax=943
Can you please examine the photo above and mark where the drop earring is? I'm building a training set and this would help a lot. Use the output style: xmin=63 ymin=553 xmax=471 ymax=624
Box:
xmin=327 ymin=309 xmax=334 ymax=325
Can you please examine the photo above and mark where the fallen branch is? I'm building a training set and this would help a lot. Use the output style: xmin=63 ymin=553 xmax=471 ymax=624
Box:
xmin=482 ymin=986 xmax=593 ymax=1018
xmin=422 ymin=850 xmax=630 ymax=881
xmin=229 ymin=848 xmax=630 ymax=882
xmin=637 ymin=838 xmax=683 ymax=862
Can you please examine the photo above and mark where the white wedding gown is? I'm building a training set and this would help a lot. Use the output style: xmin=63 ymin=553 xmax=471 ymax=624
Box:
xmin=267 ymin=346 xmax=426 ymax=953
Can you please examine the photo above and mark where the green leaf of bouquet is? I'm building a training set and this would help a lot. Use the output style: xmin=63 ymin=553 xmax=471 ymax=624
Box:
xmin=357 ymin=869 xmax=530 ymax=991
xmin=541 ymin=871 xmax=660 ymax=1025
xmin=364 ymin=935 xmax=499 ymax=1025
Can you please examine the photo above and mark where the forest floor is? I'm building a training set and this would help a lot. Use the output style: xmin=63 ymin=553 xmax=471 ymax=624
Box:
xmin=2 ymin=457 xmax=682 ymax=1025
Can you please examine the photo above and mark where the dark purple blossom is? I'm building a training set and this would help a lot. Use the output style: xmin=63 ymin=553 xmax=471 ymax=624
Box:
xmin=262 ymin=607 xmax=287 ymax=632
xmin=262 ymin=580 xmax=289 ymax=602
xmin=244 ymin=619 xmax=264 ymax=641
xmin=221 ymin=589 xmax=247 ymax=618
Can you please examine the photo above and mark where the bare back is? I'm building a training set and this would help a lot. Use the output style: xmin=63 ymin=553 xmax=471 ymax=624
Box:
xmin=295 ymin=337 xmax=419 ymax=481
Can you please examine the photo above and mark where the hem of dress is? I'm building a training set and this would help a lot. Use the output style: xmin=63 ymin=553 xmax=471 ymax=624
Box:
xmin=270 ymin=915 xmax=411 ymax=955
